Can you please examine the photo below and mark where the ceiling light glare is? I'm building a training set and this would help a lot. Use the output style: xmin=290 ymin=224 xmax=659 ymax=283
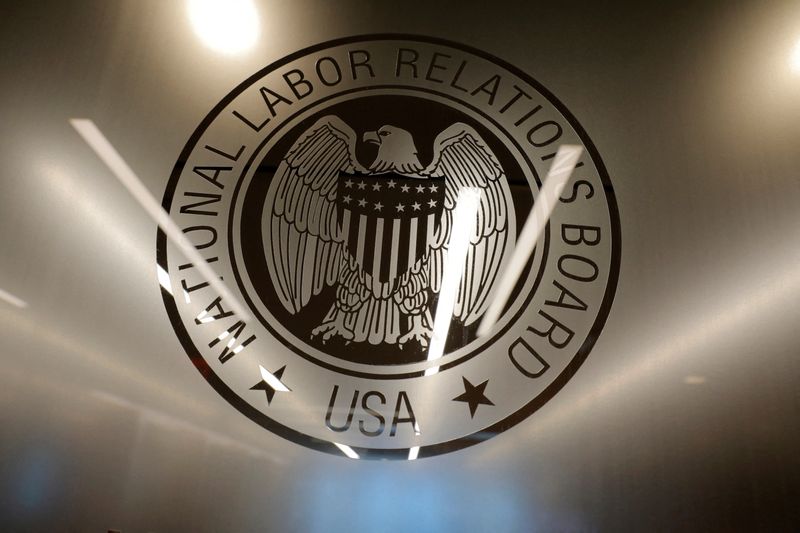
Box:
xmin=187 ymin=0 xmax=260 ymax=55
xmin=790 ymin=38 xmax=800 ymax=74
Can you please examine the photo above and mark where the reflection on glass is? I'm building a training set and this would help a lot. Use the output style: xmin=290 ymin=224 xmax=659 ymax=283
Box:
xmin=426 ymin=187 xmax=482 ymax=376
xmin=791 ymin=38 xmax=800 ymax=74
xmin=259 ymin=364 xmax=291 ymax=393
xmin=683 ymin=375 xmax=707 ymax=385
xmin=477 ymin=145 xmax=583 ymax=337
xmin=408 ymin=446 xmax=420 ymax=461
xmin=333 ymin=442 xmax=360 ymax=460
xmin=70 ymin=119 xmax=251 ymax=322
xmin=0 ymin=287 xmax=28 ymax=309
xmin=187 ymin=0 xmax=260 ymax=55
xmin=156 ymin=265 xmax=173 ymax=295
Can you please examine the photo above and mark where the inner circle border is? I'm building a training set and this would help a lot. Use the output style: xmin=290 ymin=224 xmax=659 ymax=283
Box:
xmin=227 ymin=85 xmax=550 ymax=380
xmin=157 ymin=33 xmax=622 ymax=460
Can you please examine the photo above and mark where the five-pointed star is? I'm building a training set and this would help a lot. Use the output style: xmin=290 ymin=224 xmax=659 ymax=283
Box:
xmin=411 ymin=202 xmax=421 ymax=211
xmin=387 ymin=179 xmax=397 ymax=188
xmin=427 ymin=199 xmax=437 ymax=208
xmin=452 ymin=377 xmax=494 ymax=418
xmin=250 ymin=365 xmax=288 ymax=405
xmin=342 ymin=195 xmax=352 ymax=203
xmin=400 ymin=184 xmax=411 ymax=193
xmin=429 ymin=184 xmax=438 ymax=192
xmin=374 ymin=202 xmax=383 ymax=211
xmin=372 ymin=183 xmax=382 ymax=191
xmin=396 ymin=203 xmax=405 ymax=212
xmin=416 ymin=184 xmax=426 ymax=193
xmin=358 ymin=198 xmax=367 ymax=207
xmin=357 ymin=181 xmax=367 ymax=190
xmin=344 ymin=179 xmax=353 ymax=188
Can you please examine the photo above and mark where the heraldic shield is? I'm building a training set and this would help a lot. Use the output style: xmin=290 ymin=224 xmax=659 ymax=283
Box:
xmin=336 ymin=172 xmax=446 ymax=286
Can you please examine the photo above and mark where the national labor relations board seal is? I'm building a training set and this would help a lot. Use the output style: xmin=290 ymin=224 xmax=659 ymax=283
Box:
xmin=158 ymin=35 xmax=620 ymax=459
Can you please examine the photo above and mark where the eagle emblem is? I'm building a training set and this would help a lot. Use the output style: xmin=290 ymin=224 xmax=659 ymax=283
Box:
xmin=263 ymin=116 xmax=515 ymax=350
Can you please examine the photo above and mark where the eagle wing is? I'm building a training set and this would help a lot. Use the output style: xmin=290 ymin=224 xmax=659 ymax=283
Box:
xmin=423 ymin=123 xmax=515 ymax=326
xmin=263 ymin=116 xmax=366 ymax=314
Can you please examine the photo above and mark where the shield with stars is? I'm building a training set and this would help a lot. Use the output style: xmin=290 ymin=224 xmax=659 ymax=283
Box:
xmin=336 ymin=173 xmax=446 ymax=283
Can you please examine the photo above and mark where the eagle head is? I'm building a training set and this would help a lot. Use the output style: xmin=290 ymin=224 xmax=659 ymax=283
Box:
xmin=363 ymin=126 xmax=423 ymax=174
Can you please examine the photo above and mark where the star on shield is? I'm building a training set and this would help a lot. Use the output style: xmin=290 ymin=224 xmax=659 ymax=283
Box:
xmin=452 ymin=377 xmax=494 ymax=418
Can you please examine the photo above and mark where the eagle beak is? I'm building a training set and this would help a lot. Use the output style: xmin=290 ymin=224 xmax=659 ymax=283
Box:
xmin=363 ymin=131 xmax=380 ymax=145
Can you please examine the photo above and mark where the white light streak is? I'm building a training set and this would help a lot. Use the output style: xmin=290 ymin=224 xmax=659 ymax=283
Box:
xmin=683 ymin=375 xmax=707 ymax=385
xmin=259 ymin=365 xmax=290 ymax=392
xmin=156 ymin=264 xmax=173 ymax=295
xmin=70 ymin=119 xmax=252 ymax=322
xmin=408 ymin=446 xmax=420 ymax=461
xmin=187 ymin=0 xmax=260 ymax=55
xmin=791 ymin=38 xmax=800 ymax=74
xmin=426 ymin=187 xmax=482 ymax=376
xmin=0 ymin=287 xmax=28 ymax=309
xmin=334 ymin=442 xmax=360 ymax=460
xmin=477 ymin=145 xmax=583 ymax=337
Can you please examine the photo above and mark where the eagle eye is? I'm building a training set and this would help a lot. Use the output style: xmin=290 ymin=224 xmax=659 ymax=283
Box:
xmin=379 ymin=131 xmax=390 ymax=137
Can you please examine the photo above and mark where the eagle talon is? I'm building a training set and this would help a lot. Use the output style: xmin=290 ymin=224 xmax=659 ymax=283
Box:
xmin=311 ymin=319 xmax=355 ymax=344
xmin=397 ymin=315 xmax=432 ymax=349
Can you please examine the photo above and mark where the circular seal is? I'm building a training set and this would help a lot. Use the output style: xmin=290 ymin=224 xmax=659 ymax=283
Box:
xmin=158 ymin=35 xmax=620 ymax=460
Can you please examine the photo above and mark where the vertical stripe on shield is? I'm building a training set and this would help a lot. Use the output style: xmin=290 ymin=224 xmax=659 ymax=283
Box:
xmin=361 ymin=215 xmax=377 ymax=275
xmin=347 ymin=209 xmax=359 ymax=257
xmin=426 ymin=213 xmax=437 ymax=249
xmin=340 ymin=209 xmax=351 ymax=244
xmin=355 ymin=214 xmax=367 ymax=265
xmin=387 ymin=219 xmax=400 ymax=283
xmin=407 ymin=217 xmax=418 ymax=272
xmin=415 ymin=215 xmax=428 ymax=264
xmin=372 ymin=218 xmax=384 ymax=281
xmin=397 ymin=216 xmax=410 ymax=274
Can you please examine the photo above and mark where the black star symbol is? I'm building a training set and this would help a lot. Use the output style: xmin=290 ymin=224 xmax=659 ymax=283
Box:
xmin=342 ymin=195 xmax=352 ymax=204
xmin=396 ymin=203 xmax=405 ymax=212
xmin=411 ymin=201 xmax=421 ymax=211
xmin=344 ymin=179 xmax=354 ymax=188
xmin=452 ymin=377 xmax=494 ymax=418
xmin=374 ymin=202 xmax=383 ymax=211
xmin=372 ymin=183 xmax=382 ymax=191
xmin=358 ymin=198 xmax=367 ymax=207
xmin=400 ymin=184 xmax=410 ymax=193
xmin=387 ymin=180 xmax=397 ymax=188
xmin=429 ymin=184 xmax=438 ymax=192
xmin=357 ymin=181 xmax=367 ymax=190
xmin=250 ymin=365 xmax=287 ymax=405
xmin=427 ymin=199 xmax=437 ymax=208
xmin=416 ymin=184 xmax=426 ymax=193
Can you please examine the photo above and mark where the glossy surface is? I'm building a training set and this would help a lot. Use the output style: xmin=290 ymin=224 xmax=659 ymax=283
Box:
xmin=1 ymin=0 xmax=799 ymax=531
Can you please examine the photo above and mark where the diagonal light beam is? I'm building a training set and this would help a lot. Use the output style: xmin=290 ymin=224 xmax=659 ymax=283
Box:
xmin=477 ymin=144 xmax=582 ymax=337
xmin=0 ymin=287 xmax=28 ymax=309
xmin=70 ymin=119 xmax=251 ymax=322
xmin=426 ymin=187 xmax=482 ymax=376
xmin=259 ymin=364 xmax=291 ymax=392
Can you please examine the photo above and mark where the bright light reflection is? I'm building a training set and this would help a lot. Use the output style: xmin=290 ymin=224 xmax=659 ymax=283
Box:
xmin=683 ymin=375 xmax=707 ymax=385
xmin=791 ymin=38 xmax=800 ymax=74
xmin=187 ymin=0 xmax=260 ymax=55
xmin=408 ymin=446 xmax=420 ymax=461
xmin=334 ymin=442 xmax=360 ymax=460
xmin=426 ymin=187 xmax=482 ymax=376
xmin=156 ymin=265 xmax=173 ymax=295
xmin=478 ymin=145 xmax=583 ymax=337
xmin=259 ymin=364 xmax=291 ymax=392
xmin=70 ymin=119 xmax=252 ymax=322
xmin=0 ymin=287 xmax=28 ymax=309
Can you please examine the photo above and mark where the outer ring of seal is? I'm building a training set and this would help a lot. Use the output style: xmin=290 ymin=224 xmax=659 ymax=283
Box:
xmin=157 ymin=34 xmax=621 ymax=460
